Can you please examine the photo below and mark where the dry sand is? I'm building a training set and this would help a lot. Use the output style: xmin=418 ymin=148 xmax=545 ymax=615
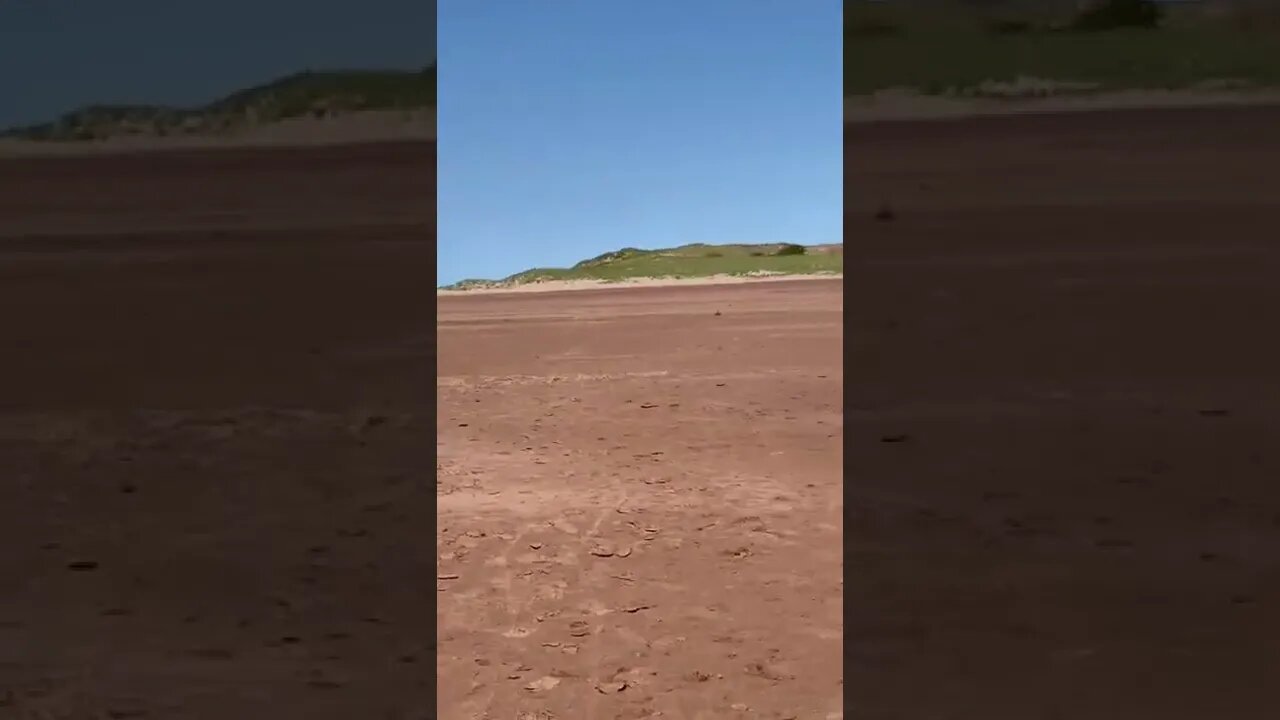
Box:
xmin=848 ymin=103 xmax=1280 ymax=718
xmin=437 ymin=279 xmax=844 ymax=718
xmin=7 ymin=93 xmax=1280 ymax=718
xmin=0 ymin=141 xmax=434 ymax=718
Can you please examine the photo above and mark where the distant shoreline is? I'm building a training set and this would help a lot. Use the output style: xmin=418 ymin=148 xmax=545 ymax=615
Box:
xmin=0 ymin=109 xmax=434 ymax=158
xmin=845 ymin=87 xmax=1280 ymax=124
xmin=436 ymin=272 xmax=841 ymax=297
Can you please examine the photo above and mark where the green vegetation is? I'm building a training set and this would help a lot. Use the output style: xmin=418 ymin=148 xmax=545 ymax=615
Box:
xmin=441 ymin=243 xmax=843 ymax=290
xmin=3 ymin=65 xmax=435 ymax=141
xmin=846 ymin=0 xmax=1280 ymax=96
xmin=1071 ymin=0 xmax=1162 ymax=31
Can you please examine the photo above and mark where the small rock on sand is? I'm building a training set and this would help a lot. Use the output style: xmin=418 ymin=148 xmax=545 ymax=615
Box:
xmin=524 ymin=676 xmax=561 ymax=692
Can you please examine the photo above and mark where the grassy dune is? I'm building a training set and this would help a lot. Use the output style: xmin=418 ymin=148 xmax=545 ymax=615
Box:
xmin=3 ymin=66 xmax=435 ymax=142
xmin=846 ymin=0 xmax=1280 ymax=96
xmin=444 ymin=243 xmax=843 ymax=290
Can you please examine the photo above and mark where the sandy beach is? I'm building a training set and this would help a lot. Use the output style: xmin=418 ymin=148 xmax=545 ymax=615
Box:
xmin=437 ymin=278 xmax=844 ymax=718
xmin=0 ymin=140 xmax=435 ymax=718
xmin=847 ymin=102 xmax=1280 ymax=718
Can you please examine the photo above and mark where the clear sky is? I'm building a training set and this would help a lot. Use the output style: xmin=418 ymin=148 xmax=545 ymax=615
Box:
xmin=437 ymin=0 xmax=842 ymax=286
xmin=0 ymin=0 xmax=435 ymax=129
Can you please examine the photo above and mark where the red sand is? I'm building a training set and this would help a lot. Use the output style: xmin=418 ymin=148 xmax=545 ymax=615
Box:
xmin=847 ymin=105 xmax=1280 ymax=718
xmin=1 ymin=142 xmax=435 ymax=718
xmin=6 ymin=102 xmax=1280 ymax=718
xmin=437 ymin=280 xmax=844 ymax=718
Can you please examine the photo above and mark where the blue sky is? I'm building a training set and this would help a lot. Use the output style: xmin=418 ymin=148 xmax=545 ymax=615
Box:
xmin=438 ymin=0 xmax=842 ymax=286
xmin=0 ymin=0 xmax=435 ymax=129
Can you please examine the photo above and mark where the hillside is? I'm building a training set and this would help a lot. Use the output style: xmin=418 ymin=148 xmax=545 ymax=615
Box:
xmin=3 ymin=65 xmax=435 ymax=142
xmin=846 ymin=0 xmax=1280 ymax=98
xmin=442 ymin=243 xmax=843 ymax=290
